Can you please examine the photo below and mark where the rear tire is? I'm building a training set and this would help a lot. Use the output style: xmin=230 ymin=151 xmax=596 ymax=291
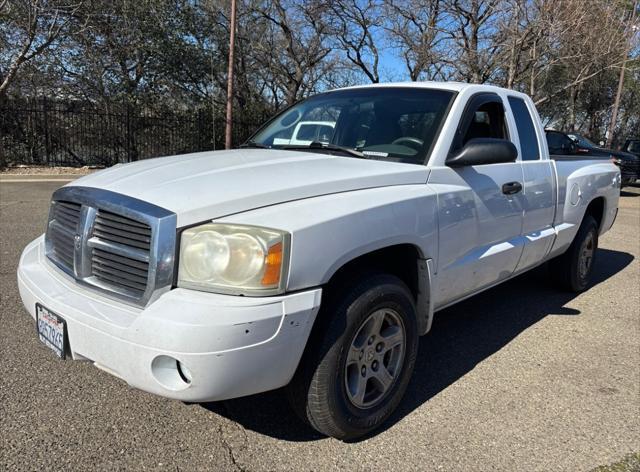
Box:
xmin=550 ymin=214 xmax=599 ymax=292
xmin=287 ymin=273 xmax=418 ymax=440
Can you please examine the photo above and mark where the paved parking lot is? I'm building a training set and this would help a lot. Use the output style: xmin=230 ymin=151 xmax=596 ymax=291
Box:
xmin=1 ymin=178 xmax=638 ymax=471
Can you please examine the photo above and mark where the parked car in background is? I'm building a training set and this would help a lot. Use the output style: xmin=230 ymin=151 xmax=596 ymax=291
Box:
xmin=19 ymin=83 xmax=620 ymax=440
xmin=545 ymin=129 xmax=580 ymax=155
xmin=622 ymin=138 xmax=640 ymax=158
xmin=567 ymin=133 xmax=639 ymax=186
xmin=567 ymin=133 xmax=604 ymax=151
xmin=272 ymin=120 xmax=335 ymax=146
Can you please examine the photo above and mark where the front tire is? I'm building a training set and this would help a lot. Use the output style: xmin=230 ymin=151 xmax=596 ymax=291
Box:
xmin=287 ymin=274 xmax=418 ymax=440
xmin=550 ymin=214 xmax=599 ymax=292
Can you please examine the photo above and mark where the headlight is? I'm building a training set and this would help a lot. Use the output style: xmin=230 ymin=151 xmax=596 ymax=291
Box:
xmin=178 ymin=223 xmax=289 ymax=295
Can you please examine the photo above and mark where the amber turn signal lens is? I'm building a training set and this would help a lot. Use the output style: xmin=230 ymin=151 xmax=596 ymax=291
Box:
xmin=261 ymin=242 xmax=283 ymax=286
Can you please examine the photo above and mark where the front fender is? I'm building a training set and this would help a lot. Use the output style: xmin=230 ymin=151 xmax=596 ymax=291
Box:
xmin=216 ymin=185 xmax=439 ymax=292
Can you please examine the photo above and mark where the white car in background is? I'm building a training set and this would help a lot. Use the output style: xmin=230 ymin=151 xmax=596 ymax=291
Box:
xmin=18 ymin=82 xmax=620 ymax=440
xmin=272 ymin=120 xmax=335 ymax=146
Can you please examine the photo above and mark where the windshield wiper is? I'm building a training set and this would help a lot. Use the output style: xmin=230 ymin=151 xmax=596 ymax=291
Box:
xmin=280 ymin=141 xmax=365 ymax=158
xmin=239 ymin=140 xmax=270 ymax=149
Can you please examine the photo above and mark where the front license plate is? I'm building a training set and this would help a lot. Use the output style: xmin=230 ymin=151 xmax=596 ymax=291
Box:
xmin=36 ymin=304 xmax=67 ymax=359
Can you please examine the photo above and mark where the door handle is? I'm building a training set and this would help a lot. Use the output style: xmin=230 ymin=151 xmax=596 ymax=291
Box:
xmin=502 ymin=181 xmax=523 ymax=195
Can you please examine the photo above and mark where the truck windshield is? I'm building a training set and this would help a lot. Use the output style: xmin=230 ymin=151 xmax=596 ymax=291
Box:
xmin=247 ymin=87 xmax=455 ymax=164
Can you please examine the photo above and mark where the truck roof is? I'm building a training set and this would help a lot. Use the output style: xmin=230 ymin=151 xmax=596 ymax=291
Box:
xmin=338 ymin=81 xmax=530 ymax=99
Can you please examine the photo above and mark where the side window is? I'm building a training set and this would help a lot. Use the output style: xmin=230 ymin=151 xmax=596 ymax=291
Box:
xmin=462 ymin=101 xmax=507 ymax=145
xmin=317 ymin=125 xmax=333 ymax=143
xmin=508 ymin=97 xmax=540 ymax=161
xmin=296 ymin=125 xmax=317 ymax=141
xmin=626 ymin=140 xmax=640 ymax=154
xmin=546 ymin=131 xmax=574 ymax=155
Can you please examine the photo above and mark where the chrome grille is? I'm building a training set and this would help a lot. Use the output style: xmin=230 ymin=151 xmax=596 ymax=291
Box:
xmin=44 ymin=187 xmax=177 ymax=306
xmin=91 ymin=248 xmax=149 ymax=294
xmin=93 ymin=210 xmax=152 ymax=250
xmin=47 ymin=201 xmax=82 ymax=270
xmin=90 ymin=210 xmax=152 ymax=296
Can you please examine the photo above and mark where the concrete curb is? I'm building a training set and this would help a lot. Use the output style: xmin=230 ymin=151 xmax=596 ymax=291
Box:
xmin=0 ymin=176 xmax=78 ymax=183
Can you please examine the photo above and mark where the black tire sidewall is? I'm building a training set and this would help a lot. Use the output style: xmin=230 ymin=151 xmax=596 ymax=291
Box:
xmin=569 ymin=216 xmax=598 ymax=291
xmin=317 ymin=275 xmax=418 ymax=437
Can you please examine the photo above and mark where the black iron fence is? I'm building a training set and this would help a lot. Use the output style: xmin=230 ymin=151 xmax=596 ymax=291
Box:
xmin=0 ymin=98 xmax=267 ymax=168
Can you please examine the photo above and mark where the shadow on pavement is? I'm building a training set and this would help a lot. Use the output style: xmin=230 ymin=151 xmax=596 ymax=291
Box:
xmin=201 ymin=248 xmax=634 ymax=442
xmin=621 ymin=182 xmax=640 ymax=197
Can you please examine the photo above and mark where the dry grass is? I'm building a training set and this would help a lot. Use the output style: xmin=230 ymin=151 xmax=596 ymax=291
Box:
xmin=591 ymin=453 xmax=640 ymax=472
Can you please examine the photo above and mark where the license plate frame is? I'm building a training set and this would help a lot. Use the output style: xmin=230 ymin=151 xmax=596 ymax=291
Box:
xmin=35 ymin=303 xmax=67 ymax=359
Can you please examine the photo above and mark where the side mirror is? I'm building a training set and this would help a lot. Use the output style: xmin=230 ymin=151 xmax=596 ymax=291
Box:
xmin=447 ymin=138 xmax=518 ymax=167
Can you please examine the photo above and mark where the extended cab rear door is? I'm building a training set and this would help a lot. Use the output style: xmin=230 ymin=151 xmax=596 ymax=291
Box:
xmin=428 ymin=92 xmax=525 ymax=308
xmin=506 ymin=96 xmax=556 ymax=273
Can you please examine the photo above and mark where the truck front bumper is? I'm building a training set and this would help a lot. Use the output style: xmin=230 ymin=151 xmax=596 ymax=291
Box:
xmin=17 ymin=236 xmax=322 ymax=402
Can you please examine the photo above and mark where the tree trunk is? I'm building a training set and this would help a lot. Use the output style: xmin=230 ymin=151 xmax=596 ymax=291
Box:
xmin=567 ymin=87 xmax=577 ymax=132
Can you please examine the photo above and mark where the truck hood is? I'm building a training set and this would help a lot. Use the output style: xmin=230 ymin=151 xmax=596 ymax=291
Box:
xmin=68 ymin=149 xmax=429 ymax=227
xmin=591 ymin=146 xmax=638 ymax=162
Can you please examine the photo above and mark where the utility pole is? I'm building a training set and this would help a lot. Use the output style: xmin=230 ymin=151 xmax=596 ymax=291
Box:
xmin=225 ymin=0 xmax=237 ymax=149
xmin=211 ymin=49 xmax=216 ymax=150
xmin=606 ymin=1 xmax=638 ymax=148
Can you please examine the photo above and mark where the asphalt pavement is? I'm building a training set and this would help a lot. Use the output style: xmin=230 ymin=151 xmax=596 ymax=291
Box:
xmin=1 ymin=178 xmax=638 ymax=471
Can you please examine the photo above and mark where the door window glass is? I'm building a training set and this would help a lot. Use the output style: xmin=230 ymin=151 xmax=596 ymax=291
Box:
xmin=462 ymin=101 xmax=507 ymax=145
xmin=508 ymin=97 xmax=540 ymax=161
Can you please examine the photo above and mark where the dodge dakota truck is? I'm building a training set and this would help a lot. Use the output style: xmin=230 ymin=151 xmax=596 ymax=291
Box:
xmin=18 ymin=82 xmax=621 ymax=440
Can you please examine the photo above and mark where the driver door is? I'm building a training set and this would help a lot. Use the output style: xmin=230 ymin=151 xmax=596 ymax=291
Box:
xmin=429 ymin=93 xmax=525 ymax=307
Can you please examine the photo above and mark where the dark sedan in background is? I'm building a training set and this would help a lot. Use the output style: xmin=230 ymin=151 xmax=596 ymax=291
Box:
xmin=622 ymin=138 xmax=640 ymax=158
xmin=567 ymin=133 xmax=639 ymax=186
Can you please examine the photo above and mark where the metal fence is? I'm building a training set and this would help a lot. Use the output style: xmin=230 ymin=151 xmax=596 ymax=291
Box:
xmin=0 ymin=98 xmax=267 ymax=167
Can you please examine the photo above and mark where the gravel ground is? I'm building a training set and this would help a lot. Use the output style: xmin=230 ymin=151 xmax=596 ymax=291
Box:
xmin=1 ymin=180 xmax=638 ymax=471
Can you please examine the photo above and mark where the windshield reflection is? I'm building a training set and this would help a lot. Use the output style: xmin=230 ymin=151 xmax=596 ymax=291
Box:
xmin=249 ymin=88 xmax=455 ymax=164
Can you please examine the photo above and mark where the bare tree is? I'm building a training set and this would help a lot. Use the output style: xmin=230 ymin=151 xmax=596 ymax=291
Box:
xmin=251 ymin=0 xmax=332 ymax=105
xmin=385 ymin=0 xmax=449 ymax=81
xmin=0 ymin=0 xmax=82 ymax=96
xmin=490 ymin=0 xmax=538 ymax=89
xmin=2 ymin=0 xmax=639 ymax=163
xmin=442 ymin=0 xmax=503 ymax=83
xmin=326 ymin=0 xmax=383 ymax=83
xmin=606 ymin=0 xmax=639 ymax=146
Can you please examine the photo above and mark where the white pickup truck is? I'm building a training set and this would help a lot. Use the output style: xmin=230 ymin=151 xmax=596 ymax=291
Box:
xmin=18 ymin=82 xmax=620 ymax=440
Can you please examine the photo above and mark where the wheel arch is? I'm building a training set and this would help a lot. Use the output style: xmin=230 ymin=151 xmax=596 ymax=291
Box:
xmin=583 ymin=196 xmax=605 ymax=233
xmin=321 ymin=243 xmax=434 ymax=336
